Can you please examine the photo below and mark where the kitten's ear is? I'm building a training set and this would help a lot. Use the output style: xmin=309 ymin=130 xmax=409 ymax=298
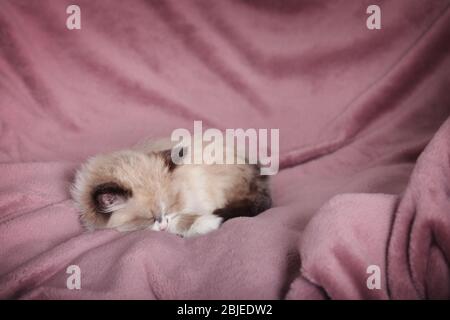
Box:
xmin=160 ymin=146 xmax=186 ymax=171
xmin=92 ymin=182 xmax=131 ymax=214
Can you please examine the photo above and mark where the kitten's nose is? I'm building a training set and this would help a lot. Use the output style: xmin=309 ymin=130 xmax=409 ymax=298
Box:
xmin=155 ymin=216 xmax=162 ymax=223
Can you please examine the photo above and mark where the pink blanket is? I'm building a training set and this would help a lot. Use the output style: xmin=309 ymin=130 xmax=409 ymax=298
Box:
xmin=0 ymin=0 xmax=449 ymax=299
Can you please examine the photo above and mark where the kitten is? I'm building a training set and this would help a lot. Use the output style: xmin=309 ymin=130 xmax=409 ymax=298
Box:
xmin=71 ymin=138 xmax=271 ymax=237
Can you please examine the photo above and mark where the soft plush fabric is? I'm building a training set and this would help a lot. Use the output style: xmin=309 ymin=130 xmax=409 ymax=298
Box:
xmin=0 ymin=0 xmax=449 ymax=299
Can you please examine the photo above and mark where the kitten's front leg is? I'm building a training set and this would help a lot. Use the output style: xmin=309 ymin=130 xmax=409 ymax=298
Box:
xmin=165 ymin=213 xmax=223 ymax=238
xmin=184 ymin=214 xmax=223 ymax=238
xmin=164 ymin=213 xmax=197 ymax=237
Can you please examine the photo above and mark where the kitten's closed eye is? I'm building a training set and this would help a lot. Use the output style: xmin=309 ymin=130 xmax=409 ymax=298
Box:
xmin=92 ymin=182 xmax=132 ymax=214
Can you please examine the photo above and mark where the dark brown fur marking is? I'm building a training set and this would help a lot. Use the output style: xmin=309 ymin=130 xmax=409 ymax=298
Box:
xmin=91 ymin=182 xmax=132 ymax=214
xmin=213 ymin=186 xmax=271 ymax=221
xmin=213 ymin=163 xmax=271 ymax=221
xmin=160 ymin=147 xmax=185 ymax=171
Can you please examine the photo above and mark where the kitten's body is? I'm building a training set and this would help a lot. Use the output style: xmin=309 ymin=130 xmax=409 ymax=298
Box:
xmin=72 ymin=138 xmax=271 ymax=237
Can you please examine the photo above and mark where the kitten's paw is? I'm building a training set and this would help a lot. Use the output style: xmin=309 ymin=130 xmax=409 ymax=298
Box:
xmin=185 ymin=215 xmax=222 ymax=238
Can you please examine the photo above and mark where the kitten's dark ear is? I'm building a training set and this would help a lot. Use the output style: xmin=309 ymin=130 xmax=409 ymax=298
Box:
xmin=92 ymin=182 xmax=131 ymax=214
xmin=160 ymin=146 xmax=186 ymax=171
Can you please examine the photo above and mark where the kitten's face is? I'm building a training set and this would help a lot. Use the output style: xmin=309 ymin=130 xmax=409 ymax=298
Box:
xmin=72 ymin=149 xmax=177 ymax=231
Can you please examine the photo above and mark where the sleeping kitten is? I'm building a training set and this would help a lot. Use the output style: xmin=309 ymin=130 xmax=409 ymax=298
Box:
xmin=71 ymin=138 xmax=271 ymax=237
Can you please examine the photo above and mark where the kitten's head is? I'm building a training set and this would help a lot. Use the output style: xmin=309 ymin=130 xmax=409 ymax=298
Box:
xmin=72 ymin=148 xmax=182 ymax=231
